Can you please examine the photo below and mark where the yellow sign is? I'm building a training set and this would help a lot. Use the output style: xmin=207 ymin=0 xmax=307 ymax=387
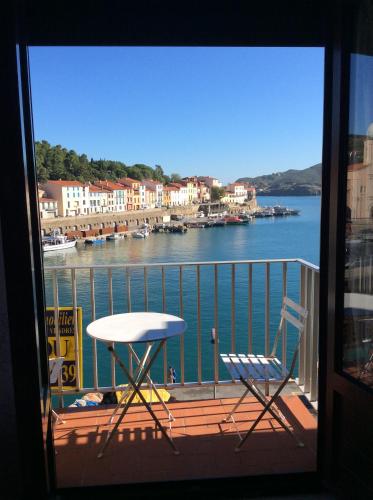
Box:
xmin=46 ymin=307 xmax=83 ymax=390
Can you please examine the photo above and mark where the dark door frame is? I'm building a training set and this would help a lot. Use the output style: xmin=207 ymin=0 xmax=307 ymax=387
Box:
xmin=3 ymin=1 xmax=359 ymax=498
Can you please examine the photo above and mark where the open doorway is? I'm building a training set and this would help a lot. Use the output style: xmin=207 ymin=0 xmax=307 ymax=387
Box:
xmin=29 ymin=46 xmax=323 ymax=488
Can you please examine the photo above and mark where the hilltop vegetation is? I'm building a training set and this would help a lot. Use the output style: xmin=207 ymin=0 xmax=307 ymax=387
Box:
xmin=35 ymin=140 xmax=177 ymax=184
xmin=237 ymin=163 xmax=322 ymax=196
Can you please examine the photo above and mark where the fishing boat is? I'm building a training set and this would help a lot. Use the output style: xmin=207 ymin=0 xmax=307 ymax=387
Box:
xmin=273 ymin=205 xmax=300 ymax=216
xmin=42 ymin=230 xmax=77 ymax=252
xmin=85 ymin=238 xmax=105 ymax=245
xmin=132 ymin=229 xmax=149 ymax=238
xmin=224 ymin=216 xmax=245 ymax=225
xmin=212 ymin=218 xmax=226 ymax=227
xmin=106 ymin=233 xmax=121 ymax=240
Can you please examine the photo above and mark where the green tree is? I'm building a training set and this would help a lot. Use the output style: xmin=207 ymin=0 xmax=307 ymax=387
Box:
xmin=154 ymin=164 xmax=164 ymax=182
xmin=34 ymin=140 xmax=177 ymax=185
xmin=170 ymin=173 xmax=181 ymax=183
xmin=210 ymin=186 xmax=225 ymax=201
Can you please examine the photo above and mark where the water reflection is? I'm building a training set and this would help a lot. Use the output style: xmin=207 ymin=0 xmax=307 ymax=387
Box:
xmin=344 ymin=51 xmax=373 ymax=388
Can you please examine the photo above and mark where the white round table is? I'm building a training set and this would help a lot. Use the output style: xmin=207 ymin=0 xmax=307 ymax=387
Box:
xmin=87 ymin=312 xmax=186 ymax=457
xmin=87 ymin=311 xmax=186 ymax=344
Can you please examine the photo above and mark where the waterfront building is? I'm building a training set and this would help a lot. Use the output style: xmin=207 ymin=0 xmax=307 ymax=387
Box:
xmin=197 ymin=176 xmax=222 ymax=189
xmin=168 ymin=182 xmax=188 ymax=205
xmin=94 ymin=180 xmax=128 ymax=212
xmin=145 ymin=183 xmax=156 ymax=208
xmin=117 ymin=177 xmax=142 ymax=210
xmin=246 ymin=185 xmax=256 ymax=201
xmin=42 ymin=180 xmax=90 ymax=217
xmin=221 ymin=182 xmax=247 ymax=205
xmin=88 ymin=184 xmax=108 ymax=213
xmin=39 ymin=197 xmax=58 ymax=218
xmin=162 ymin=186 xmax=172 ymax=207
xmin=142 ymin=179 xmax=163 ymax=208
xmin=197 ymin=180 xmax=210 ymax=202
xmin=181 ymin=177 xmax=199 ymax=203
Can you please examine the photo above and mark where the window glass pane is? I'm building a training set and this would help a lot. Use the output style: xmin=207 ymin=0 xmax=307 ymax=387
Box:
xmin=344 ymin=49 xmax=373 ymax=388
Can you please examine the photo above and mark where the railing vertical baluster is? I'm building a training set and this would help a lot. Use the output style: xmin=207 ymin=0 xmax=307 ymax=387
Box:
xmin=162 ymin=266 xmax=167 ymax=385
xmin=248 ymin=263 xmax=252 ymax=353
xmin=304 ymin=267 xmax=313 ymax=394
xmin=282 ymin=262 xmax=287 ymax=369
xmin=179 ymin=265 xmax=185 ymax=385
xmin=71 ymin=269 xmax=81 ymax=390
xmin=144 ymin=267 xmax=148 ymax=312
xmin=53 ymin=271 xmax=63 ymax=406
xmin=231 ymin=263 xmax=236 ymax=353
xmin=265 ymin=263 xmax=270 ymax=356
xmin=90 ymin=268 xmax=98 ymax=390
xmin=196 ymin=265 xmax=201 ymax=384
xmin=214 ymin=264 xmax=219 ymax=386
xmin=108 ymin=268 xmax=115 ymax=388
xmin=265 ymin=263 xmax=270 ymax=396
xmin=108 ymin=268 xmax=113 ymax=315
xmin=370 ymin=256 xmax=372 ymax=294
xmin=299 ymin=264 xmax=306 ymax=386
xmin=310 ymin=270 xmax=319 ymax=402
xmin=359 ymin=257 xmax=362 ymax=293
xmin=126 ymin=267 xmax=133 ymax=377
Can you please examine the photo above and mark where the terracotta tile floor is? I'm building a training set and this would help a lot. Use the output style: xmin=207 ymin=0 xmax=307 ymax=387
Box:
xmin=54 ymin=395 xmax=317 ymax=488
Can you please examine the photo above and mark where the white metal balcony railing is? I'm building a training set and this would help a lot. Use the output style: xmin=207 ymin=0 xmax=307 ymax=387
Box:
xmin=44 ymin=258 xmax=319 ymax=405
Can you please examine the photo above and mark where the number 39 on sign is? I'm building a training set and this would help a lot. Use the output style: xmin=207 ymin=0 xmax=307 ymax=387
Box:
xmin=46 ymin=307 xmax=83 ymax=390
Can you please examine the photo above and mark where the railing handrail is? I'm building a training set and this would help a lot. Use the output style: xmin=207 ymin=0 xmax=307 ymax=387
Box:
xmin=45 ymin=257 xmax=319 ymax=271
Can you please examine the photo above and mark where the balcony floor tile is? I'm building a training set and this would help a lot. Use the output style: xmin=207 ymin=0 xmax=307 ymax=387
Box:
xmin=54 ymin=395 xmax=317 ymax=488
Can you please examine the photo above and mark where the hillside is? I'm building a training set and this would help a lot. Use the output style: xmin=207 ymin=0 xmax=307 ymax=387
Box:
xmin=35 ymin=140 xmax=179 ymax=185
xmin=237 ymin=163 xmax=322 ymax=196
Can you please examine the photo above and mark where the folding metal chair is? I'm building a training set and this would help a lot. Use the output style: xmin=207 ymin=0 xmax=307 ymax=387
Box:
xmin=49 ymin=357 xmax=65 ymax=424
xmin=220 ymin=296 xmax=308 ymax=452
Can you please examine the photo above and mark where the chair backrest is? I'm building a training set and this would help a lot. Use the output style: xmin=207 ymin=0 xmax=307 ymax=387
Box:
xmin=49 ymin=357 xmax=64 ymax=384
xmin=281 ymin=296 xmax=308 ymax=334
xmin=271 ymin=296 xmax=308 ymax=375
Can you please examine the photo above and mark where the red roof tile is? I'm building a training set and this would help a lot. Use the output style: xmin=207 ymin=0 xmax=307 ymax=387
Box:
xmin=45 ymin=180 xmax=84 ymax=187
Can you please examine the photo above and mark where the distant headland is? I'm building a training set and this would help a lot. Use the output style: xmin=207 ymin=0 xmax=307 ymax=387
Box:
xmin=236 ymin=163 xmax=321 ymax=196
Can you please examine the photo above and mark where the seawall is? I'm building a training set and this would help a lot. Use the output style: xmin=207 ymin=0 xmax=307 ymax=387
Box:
xmin=40 ymin=205 xmax=199 ymax=235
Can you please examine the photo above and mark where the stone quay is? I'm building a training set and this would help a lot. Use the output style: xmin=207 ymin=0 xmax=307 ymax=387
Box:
xmin=40 ymin=205 xmax=199 ymax=236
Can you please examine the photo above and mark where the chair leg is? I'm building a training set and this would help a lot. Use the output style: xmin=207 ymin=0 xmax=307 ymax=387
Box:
xmin=222 ymin=386 xmax=250 ymax=423
xmin=52 ymin=409 xmax=65 ymax=424
xmin=235 ymin=379 xmax=303 ymax=452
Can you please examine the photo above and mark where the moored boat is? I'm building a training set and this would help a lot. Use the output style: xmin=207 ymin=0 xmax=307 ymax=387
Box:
xmin=106 ymin=233 xmax=121 ymax=240
xmin=224 ymin=216 xmax=245 ymax=225
xmin=132 ymin=230 xmax=149 ymax=238
xmin=85 ymin=238 xmax=105 ymax=245
xmin=42 ymin=230 xmax=77 ymax=252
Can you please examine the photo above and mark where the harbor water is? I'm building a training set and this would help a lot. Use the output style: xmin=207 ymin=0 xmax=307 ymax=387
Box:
xmin=44 ymin=196 xmax=321 ymax=393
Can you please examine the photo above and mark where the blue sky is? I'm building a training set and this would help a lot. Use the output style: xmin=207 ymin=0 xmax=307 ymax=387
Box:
xmin=29 ymin=47 xmax=324 ymax=183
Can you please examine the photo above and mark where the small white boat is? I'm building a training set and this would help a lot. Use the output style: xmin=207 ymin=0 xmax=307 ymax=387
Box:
xmin=132 ymin=230 xmax=149 ymax=239
xmin=42 ymin=230 xmax=77 ymax=252
xmin=106 ymin=233 xmax=121 ymax=240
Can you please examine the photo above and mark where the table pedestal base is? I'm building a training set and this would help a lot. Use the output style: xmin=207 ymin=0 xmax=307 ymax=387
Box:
xmin=98 ymin=341 xmax=179 ymax=458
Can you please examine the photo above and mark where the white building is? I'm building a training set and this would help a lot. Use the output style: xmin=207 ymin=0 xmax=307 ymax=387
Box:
xmin=94 ymin=181 xmax=127 ymax=212
xmin=221 ymin=182 xmax=247 ymax=205
xmin=197 ymin=176 xmax=222 ymax=189
xmin=42 ymin=180 xmax=90 ymax=217
xmin=181 ymin=178 xmax=199 ymax=203
xmin=88 ymin=185 xmax=109 ymax=213
xmin=168 ymin=183 xmax=188 ymax=205
xmin=39 ymin=198 xmax=58 ymax=218
xmin=142 ymin=179 xmax=163 ymax=208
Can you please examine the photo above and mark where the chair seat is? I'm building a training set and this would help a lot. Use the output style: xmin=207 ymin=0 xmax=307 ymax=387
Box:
xmin=220 ymin=353 xmax=288 ymax=382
